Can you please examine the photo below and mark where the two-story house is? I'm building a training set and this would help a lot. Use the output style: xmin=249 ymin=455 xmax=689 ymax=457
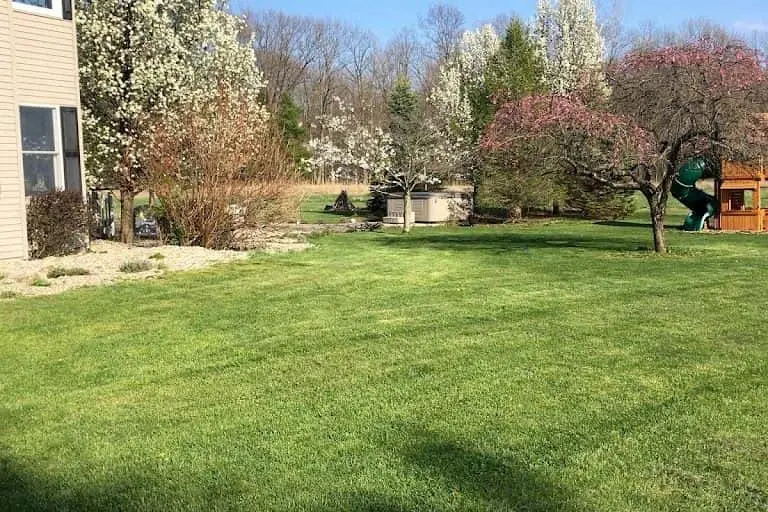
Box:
xmin=0 ymin=0 xmax=84 ymax=260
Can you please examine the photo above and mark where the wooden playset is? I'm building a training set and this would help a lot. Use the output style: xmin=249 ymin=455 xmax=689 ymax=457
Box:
xmin=713 ymin=160 xmax=768 ymax=232
xmin=671 ymin=157 xmax=767 ymax=232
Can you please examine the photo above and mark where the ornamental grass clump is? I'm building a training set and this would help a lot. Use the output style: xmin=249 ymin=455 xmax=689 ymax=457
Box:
xmin=119 ymin=261 xmax=153 ymax=274
xmin=30 ymin=277 xmax=51 ymax=288
xmin=47 ymin=267 xmax=91 ymax=279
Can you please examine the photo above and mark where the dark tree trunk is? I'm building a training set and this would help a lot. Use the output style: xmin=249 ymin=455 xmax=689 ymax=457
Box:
xmin=121 ymin=189 xmax=135 ymax=245
xmin=645 ymin=190 xmax=668 ymax=254
xmin=650 ymin=204 xmax=667 ymax=254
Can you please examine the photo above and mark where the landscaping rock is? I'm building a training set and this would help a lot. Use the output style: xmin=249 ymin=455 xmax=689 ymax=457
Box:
xmin=0 ymin=241 xmax=248 ymax=298
xmin=230 ymin=228 xmax=312 ymax=252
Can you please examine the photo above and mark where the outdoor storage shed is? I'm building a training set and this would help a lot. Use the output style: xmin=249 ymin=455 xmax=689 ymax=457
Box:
xmin=385 ymin=192 xmax=470 ymax=224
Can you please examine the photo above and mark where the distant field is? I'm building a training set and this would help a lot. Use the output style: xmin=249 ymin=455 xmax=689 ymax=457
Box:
xmin=293 ymin=183 xmax=370 ymax=196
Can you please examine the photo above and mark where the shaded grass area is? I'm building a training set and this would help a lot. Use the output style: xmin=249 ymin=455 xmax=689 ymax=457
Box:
xmin=1 ymin=217 xmax=768 ymax=511
xmin=301 ymin=193 xmax=371 ymax=224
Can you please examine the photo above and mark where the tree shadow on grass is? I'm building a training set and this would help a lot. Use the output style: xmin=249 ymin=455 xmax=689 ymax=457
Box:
xmin=595 ymin=220 xmax=681 ymax=230
xmin=301 ymin=430 xmax=586 ymax=512
xmin=0 ymin=457 xmax=123 ymax=512
xmin=373 ymin=229 xmax=653 ymax=255
xmin=400 ymin=431 xmax=586 ymax=512
xmin=0 ymin=456 xmax=244 ymax=512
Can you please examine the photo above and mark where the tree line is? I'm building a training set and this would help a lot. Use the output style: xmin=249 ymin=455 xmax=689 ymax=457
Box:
xmin=75 ymin=0 xmax=768 ymax=252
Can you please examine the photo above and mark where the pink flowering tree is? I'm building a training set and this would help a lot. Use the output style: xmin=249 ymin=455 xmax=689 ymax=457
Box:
xmin=483 ymin=40 xmax=768 ymax=253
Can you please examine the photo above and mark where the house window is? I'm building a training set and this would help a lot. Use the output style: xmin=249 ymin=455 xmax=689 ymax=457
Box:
xmin=60 ymin=107 xmax=83 ymax=194
xmin=20 ymin=106 xmax=82 ymax=196
xmin=16 ymin=0 xmax=53 ymax=7
xmin=12 ymin=0 xmax=71 ymax=20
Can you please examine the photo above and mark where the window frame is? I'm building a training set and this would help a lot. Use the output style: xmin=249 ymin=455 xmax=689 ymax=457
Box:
xmin=19 ymin=104 xmax=65 ymax=197
xmin=11 ymin=0 xmax=64 ymax=20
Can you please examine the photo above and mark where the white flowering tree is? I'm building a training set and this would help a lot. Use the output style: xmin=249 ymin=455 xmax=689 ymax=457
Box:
xmin=535 ymin=0 xmax=605 ymax=94
xmin=429 ymin=24 xmax=500 ymax=209
xmin=430 ymin=25 xmax=500 ymax=137
xmin=381 ymin=78 xmax=455 ymax=233
xmin=308 ymin=98 xmax=392 ymax=184
xmin=77 ymin=0 xmax=266 ymax=243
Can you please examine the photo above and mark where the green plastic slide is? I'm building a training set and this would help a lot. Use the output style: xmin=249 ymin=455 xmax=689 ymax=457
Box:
xmin=671 ymin=157 xmax=719 ymax=232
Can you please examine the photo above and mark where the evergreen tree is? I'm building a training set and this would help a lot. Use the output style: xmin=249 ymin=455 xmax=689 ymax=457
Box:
xmin=388 ymin=77 xmax=419 ymax=125
xmin=486 ymin=20 xmax=547 ymax=103
xmin=469 ymin=19 xmax=549 ymax=137
xmin=276 ymin=94 xmax=309 ymax=168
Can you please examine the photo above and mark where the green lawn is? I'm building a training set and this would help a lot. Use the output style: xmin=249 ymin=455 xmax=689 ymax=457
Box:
xmin=1 ymin=216 xmax=768 ymax=511
xmin=300 ymin=193 xmax=371 ymax=224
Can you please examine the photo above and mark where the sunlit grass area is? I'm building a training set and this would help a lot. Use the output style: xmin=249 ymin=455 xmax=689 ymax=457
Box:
xmin=1 ymin=214 xmax=767 ymax=511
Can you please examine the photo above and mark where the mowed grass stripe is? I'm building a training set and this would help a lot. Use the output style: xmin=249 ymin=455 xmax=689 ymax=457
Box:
xmin=1 ymin=220 xmax=767 ymax=511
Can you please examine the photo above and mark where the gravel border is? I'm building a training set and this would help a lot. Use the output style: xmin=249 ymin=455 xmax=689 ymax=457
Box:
xmin=0 ymin=241 xmax=250 ymax=298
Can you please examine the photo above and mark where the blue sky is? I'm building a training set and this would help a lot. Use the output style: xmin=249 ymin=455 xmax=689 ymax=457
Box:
xmin=236 ymin=0 xmax=768 ymax=40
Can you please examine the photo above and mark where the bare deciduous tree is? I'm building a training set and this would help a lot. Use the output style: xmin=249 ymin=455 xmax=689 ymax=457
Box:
xmin=420 ymin=3 xmax=465 ymax=63
xmin=628 ymin=18 xmax=738 ymax=51
xmin=598 ymin=0 xmax=629 ymax=64
xmin=343 ymin=28 xmax=377 ymax=117
xmin=245 ymin=10 xmax=323 ymax=108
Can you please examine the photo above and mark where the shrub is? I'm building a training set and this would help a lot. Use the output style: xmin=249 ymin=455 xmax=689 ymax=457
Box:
xmin=146 ymin=86 xmax=299 ymax=249
xmin=26 ymin=191 xmax=88 ymax=259
xmin=119 ymin=260 xmax=153 ymax=273
xmin=47 ymin=267 xmax=91 ymax=279
xmin=149 ymin=252 xmax=165 ymax=260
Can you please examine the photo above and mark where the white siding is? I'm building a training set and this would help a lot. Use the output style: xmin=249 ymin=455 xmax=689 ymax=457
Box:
xmin=0 ymin=1 xmax=25 ymax=260
xmin=0 ymin=1 xmax=82 ymax=260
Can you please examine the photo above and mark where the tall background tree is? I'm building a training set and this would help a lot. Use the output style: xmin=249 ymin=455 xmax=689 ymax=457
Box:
xmin=536 ymin=0 xmax=605 ymax=94
xmin=430 ymin=25 xmax=500 ymax=209
xmin=420 ymin=3 xmax=465 ymax=64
